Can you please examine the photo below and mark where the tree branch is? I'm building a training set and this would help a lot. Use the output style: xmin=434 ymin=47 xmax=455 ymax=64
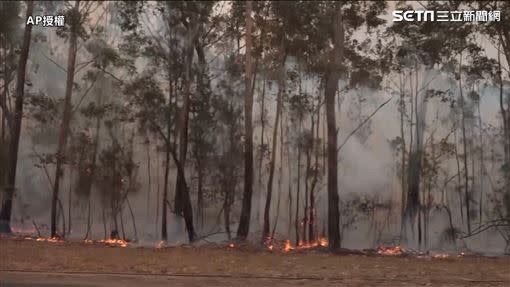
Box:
xmin=337 ymin=96 xmax=393 ymax=153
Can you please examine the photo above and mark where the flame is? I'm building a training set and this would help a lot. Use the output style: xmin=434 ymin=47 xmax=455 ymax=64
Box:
xmin=283 ymin=240 xmax=293 ymax=252
xmin=318 ymin=237 xmax=328 ymax=247
xmin=264 ymin=237 xmax=329 ymax=252
xmin=35 ymin=237 xmax=63 ymax=243
xmin=228 ymin=243 xmax=235 ymax=248
xmin=156 ymin=240 xmax=166 ymax=249
xmin=377 ymin=246 xmax=403 ymax=255
xmin=431 ymin=253 xmax=449 ymax=259
xmin=84 ymin=239 xmax=93 ymax=244
xmin=98 ymin=238 xmax=128 ymax=247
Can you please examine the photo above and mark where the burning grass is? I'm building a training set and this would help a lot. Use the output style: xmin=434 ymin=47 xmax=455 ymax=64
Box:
xmin=262 ymin=237 xmax=329 ymax=253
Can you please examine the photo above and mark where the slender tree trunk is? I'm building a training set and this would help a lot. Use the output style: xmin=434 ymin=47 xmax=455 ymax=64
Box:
xmin=295 ymin=119 xmax=302 ymax=246
xmin=197 ymin=164 xmax=204 ymax=229
xmin=454 ymin=128 xmax=464 ymax=223
xmin=237 ymin=0 xmax=255 ymax=239
xmin=498 ymin=45 xmax=510 ymax=218
xmin=303 ymin=127 xmax=311 ymax=243
xmin=50 ymin=0 xmax=80 ymax=238
xmin=67 ymin=167 xmax=72 ymax=235
xmin=0 ymin=1 xmax=34 ymax=233
xmin=459 ymin=55 xmax=471 ymax=234
xmin=161 ymin=118 xmax=171 ymax=241
xmin=309 ymin=105 xmax=321 ymax=242
xmin=477 ymin=102 xmax=484 ymax=226
xmin=257 ymin=79 xmax=266 ymax=224
xmin=399 ymin=73 xmax=407 ymax=239
xmin=271 ymin=107 xmax=285 ymax=237
xmin=324 ymin=3 xmax=343 ymax=251
xmin=262 ymin=51 xmax=286 ymax=240
xmin=174 ymin=13 xmax=198 ymax=243
xmin=286 ymin=121 xmax=293 ymax=239
xmin=146 ymin=139 xmax=151 ymax=221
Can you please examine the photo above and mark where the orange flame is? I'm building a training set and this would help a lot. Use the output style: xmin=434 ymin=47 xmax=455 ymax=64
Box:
xmin=377 ymin=246 xmax=403 ymax=255
xmin=283 ymin=240 xmax=293 ymax=252
xmin=156 ymin=241 xmax=166 ymax=249
xmin=265 ymin=237 xmax=329 ymax=252
xmin=228 ymin=243 xmax=235 ymax=248
xmin=98 ymin=238 xmax=128 ymax=247
xmin=35 ymin=237 xmax=63 ymax=243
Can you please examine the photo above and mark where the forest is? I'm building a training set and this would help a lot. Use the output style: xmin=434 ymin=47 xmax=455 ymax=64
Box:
xmin=0 ymin=1 xmax=509 ymax=256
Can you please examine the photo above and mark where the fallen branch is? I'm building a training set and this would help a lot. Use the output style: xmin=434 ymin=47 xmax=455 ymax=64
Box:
xmin=337 ymin=96 xmax=393 ymax=153
xmin=31 ymin=220 xmax=41 ymax=237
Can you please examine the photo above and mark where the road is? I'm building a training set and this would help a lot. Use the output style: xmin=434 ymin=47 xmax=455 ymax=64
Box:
xmin=0 ymin=271 xmax=345 ymax=287
xmin=2 ymin=270 xmax=509 ymax=287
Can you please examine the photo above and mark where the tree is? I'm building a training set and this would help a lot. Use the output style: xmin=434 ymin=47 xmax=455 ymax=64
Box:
xmin=324 ymin=3 xmax=343 ymax=251
xmin=50 ymin=1 xmax=85 ymax=237
xmin=0 ymin=1 xmax=34 ymax=233
xmin=237 ymin=0 xmax=255 ymax=239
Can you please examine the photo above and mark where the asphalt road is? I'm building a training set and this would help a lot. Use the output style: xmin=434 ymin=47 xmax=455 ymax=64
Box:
xmin=0 ymin=271 xmax=337 ymax=287
xmin=2 ymin=270 xmax=508 ymax=287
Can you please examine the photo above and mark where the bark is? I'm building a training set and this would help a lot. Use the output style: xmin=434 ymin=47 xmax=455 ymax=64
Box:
xmin=0 ymin=1 xmax=34 ymax=233
xmin=237 ymin=1 xmax=255 ymax=239
xmin=324 ymin=3 xmax=343 ymax=251
xmin=50 ymin=0 xmax=80 ymax=238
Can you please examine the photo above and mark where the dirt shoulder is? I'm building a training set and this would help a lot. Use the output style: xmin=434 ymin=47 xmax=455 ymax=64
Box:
xmin=1 ymin=238 xmax=509 ymax=286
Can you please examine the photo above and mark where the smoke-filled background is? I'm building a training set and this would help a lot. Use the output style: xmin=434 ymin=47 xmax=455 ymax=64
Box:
xmin=1 ymin=1 xmax=509 ymax=254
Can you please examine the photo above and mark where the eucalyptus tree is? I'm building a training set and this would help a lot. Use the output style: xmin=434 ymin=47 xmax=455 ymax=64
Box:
xmin=0 ymin=1 xmax=34 ymax=234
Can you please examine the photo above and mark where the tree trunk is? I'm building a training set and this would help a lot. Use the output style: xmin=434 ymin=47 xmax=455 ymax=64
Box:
xmin=173 ymin=12 xmax=198 ymax=243
xmin=262 ymin=51 xmax=286 ymax=240
xmin=257 ymin=79 xmax=266 ymax=224
xmin=0 ymin=1 xmax=34 ymax=233
xmin=237 ymin=0 xmax=255 ymax=239
xmin=161 ymin=115 xmax=171 ymax=241
xmin=477 ymin=100 xmax=484 ymax=225
xmin=498 ymin=45 xmax=510 ymax=219
xmin=50 ymin=0 xmax=80 ymax=238
xmin=67 ymin=167 xmax=72 ymax=235
xmin=309 ymin=105 xmax=321 ymax=242
xmin=286 ymin=121 xmax=293 ymax=239
xmin=459 ymin=55 xmax=471 ymax=234
xmin=303 ymin=128 xmax=311 ymax=243
xmin=146 ymin=139 xmax=152 ymax=222
xmin=398 ymin=73 xmax=407 ymax=239
xmin=295 ymin=119 xmax=302 ymax=246
xmin=271 ymin=106 xmax=285 ymax=238
xmin=324 ymin=3 xmax=343 ymax=251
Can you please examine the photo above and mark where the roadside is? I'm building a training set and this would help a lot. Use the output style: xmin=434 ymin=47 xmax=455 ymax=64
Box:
xmin=1 ymin=238 xmax=509 ymax=286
